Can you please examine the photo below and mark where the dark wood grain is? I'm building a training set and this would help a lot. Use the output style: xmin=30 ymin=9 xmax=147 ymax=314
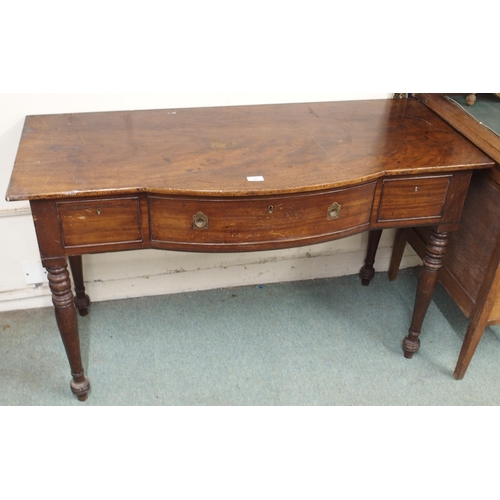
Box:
xmin=149 ymin=183 xmax=376 ymax=252
xmin=389 ymin=93 xmax=500 ymax=378
xmin=360 ymin=230 xmax=383 ymax=285
xmin=68 ymin=256 xmax=90 ymax=316
xmin=6 ymin=99 xmax=493 ymax=202
xmin=46 ymin=259 xmax=90 ymax=400
xmin=454 ymin=231 xmax=500 ymax=379
xmin=58 ymin=197 xmax=143 ymax=247
xmin=390 ymin=169 xmax=500 ymax=377
xmin=415 ymin=93 xmax=500 ymax=165
xmin=6 ymin=98 xmax=496 ymax=399
xmin=403 ymin=229 xmax=450 ymax=358
xmin=377 ymin=175 xmax=451 ymax=222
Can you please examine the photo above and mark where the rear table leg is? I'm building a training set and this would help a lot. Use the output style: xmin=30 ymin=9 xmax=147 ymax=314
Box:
xmin=360 ymin=230 xmax=383 ymax=286
xmin=69 ymin=255 xmax=90 ymax=316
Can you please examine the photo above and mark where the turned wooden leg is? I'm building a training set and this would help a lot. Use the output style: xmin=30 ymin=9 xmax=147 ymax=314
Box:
xmin=47 ymin=262 xmax=90 ymax=401
xmin=403 ymin=229 xmax=449 ymax=358
xmin=360 ymin=229 xmax=383 ymax=286
xmin=69 ymin=255 xmax=90 ymax=316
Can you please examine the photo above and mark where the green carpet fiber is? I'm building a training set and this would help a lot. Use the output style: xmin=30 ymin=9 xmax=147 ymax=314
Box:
xmin=2 ymin=267 xmax=500 ymax=405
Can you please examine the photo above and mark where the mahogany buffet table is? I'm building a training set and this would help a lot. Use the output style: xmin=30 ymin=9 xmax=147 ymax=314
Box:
xmin=5 ymin=99 xmax=493 ymax=400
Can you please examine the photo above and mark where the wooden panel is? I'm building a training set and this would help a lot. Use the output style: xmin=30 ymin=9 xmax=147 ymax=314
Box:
xmin=377 ymin=175 xmax=451 ymax=222
xmin=414 ymin=94 xmax=500 ymax=328
xmin=487 ymin=293 xmax=500 ymax=324
xmin=415 ymin=93 xmax=500 ymax=165
xmin=58 ymin=197 xmax=142 ymax=248
xmin=149 ymin=183 xmax=376 ymax=251
xmin=400 ymin=172 xmax=500 ymax=321
xmin=486 ymin=164 xmax=500 ymax=187
xmin=442 ymin=172 xmax=500 ymax=306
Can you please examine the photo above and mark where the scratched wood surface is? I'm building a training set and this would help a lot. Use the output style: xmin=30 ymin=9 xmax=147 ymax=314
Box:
xmin=6 ymin=99 xmax=494 ymax=201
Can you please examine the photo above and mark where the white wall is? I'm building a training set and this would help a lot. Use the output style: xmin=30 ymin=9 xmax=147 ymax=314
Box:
xmin=0 ymin=93 xmax=420 ymax=311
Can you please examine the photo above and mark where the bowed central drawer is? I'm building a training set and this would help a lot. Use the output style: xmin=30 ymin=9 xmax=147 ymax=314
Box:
xmin=149 ymin=183 xmax=376 ymax=251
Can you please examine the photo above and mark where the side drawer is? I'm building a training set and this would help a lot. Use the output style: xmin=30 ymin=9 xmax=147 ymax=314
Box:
xmin=149 ymin=183 xmax=376 ymax=250
xmin=57 ymin=197 xmax=143 ymax=248
xmin=377 ymin=175 xmax=451 ymax=222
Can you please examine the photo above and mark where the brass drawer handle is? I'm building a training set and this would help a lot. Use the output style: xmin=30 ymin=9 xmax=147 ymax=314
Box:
xmin=327 ymin=202 xmax=341 ymax=220
xmin=192 ymin=211 xmax=209 ymax=229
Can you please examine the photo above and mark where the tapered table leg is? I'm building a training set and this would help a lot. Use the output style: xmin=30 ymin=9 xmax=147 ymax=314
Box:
xmin=47 ymin=262 xmax=90 ymax=401
xmin=360 ymin=229 xmax=383 ymax=286
xmin=403 ymin=229 xmax=449 ymax=358
xmin=69 ymin=255 xmax=90 ymax=316
xmin=388 ymin=228 xmax=408 ymax=282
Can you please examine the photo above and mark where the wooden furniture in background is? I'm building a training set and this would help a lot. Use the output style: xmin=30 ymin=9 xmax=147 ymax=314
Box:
xmin=466 ymin=93 xmax=500 ymax=106
xmin=466 ymin=94 xmax=477 ymax=106
xmin=389 ymin=93 xmax=500 ymax=379
xmin=5 ymin=99 xmax=493 ymax=399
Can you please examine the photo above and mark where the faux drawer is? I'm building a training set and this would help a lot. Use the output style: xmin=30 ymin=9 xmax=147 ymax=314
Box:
xmin=58 ymin=197 xmax=142 ymax=248
xmin=149 ymin=183 xmax=376 ymax=250
xmin=377 ymin=175 xmax=451 ymax=222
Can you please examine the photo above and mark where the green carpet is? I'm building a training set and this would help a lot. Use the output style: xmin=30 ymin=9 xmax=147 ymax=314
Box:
xmin=2 ymin=267 xmax=500 ymax=405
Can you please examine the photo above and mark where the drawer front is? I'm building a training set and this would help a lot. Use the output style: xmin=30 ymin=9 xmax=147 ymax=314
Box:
xmin=377 ymin=175 xmax=451 ymax=222
xmin=58 ymin=197 xmax=142 ymax=248
xmin=149 ymin=183 xmax=375 ymax=250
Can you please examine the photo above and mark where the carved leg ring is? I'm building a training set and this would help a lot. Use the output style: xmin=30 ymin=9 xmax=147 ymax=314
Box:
xmin=47 ymin=264 xmax=90 ymax=401
xmin=403 ymin=229 xmax=449 ymax=358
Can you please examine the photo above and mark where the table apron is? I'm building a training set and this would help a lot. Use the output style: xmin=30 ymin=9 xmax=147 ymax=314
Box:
xmin=29 ymin=171 xmax=472 ymax=260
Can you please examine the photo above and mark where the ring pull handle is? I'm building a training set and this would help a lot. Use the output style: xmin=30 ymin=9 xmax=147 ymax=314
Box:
xmin=192 ymin=211 xmax=209 ymax=229
xmin=327 ymin=202 xmax=341 ymax=220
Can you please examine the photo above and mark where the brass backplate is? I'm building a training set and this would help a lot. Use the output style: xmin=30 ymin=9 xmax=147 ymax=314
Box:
xmin=327 ymin=202 xmax=341 ymax=220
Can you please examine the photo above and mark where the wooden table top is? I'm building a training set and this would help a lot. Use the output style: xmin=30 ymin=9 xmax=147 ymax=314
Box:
xmin=6 ymin=99 xmax=494 ymax=202
xmin=415 ymin=93 xmax=500 ymax=171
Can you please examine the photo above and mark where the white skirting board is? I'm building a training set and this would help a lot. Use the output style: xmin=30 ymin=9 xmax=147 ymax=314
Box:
xmin=0 ymin=230 xmax=420 ymax=312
